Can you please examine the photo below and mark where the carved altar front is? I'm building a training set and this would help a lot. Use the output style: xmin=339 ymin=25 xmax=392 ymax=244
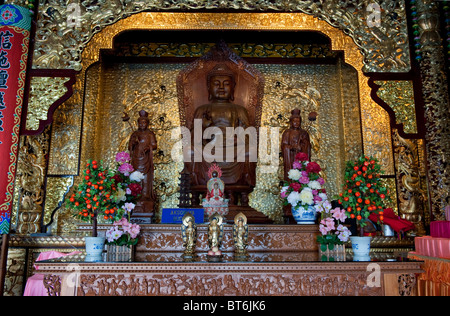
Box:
xmin=37 ymin=253 xmax=422 ymax=296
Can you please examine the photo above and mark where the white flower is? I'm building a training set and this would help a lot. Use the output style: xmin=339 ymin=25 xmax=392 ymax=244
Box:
xmin=280 ymin=186 xmax=289 ymax=194
xmin=299 ymin=187 xmax=314 ymax=205
xmin=308 ymin=180 xmax=321 ymax=190
xmin=287 ymin=191 xmax=301 ymax=207
xmin=288 ymin=169 xmax=301 ymax=181
xmin=322 ymin=200 xmax=332 ymax=212
xmin=123 ymin=202 xmax=135 ymax=213
xmin=318 ymin=193 xmax=328 ymax=202
xmin=106 ymin=227 xmax=123 ymax=243
xmin=130 ymin=171 xmax=145 ymax=182
xmin=114 ymin=188 xmax=127 ymax=202
xmin=337 ymin=225 xmax=351 ymax=242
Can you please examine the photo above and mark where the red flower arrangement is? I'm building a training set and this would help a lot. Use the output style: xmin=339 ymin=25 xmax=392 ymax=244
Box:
xmin=335 ymin=154 xmax=391 ymax=236
xmin=66 ymin=152 xmax=144 ymax=237
xmin=67 ymin=160 xmax=117 ymax=237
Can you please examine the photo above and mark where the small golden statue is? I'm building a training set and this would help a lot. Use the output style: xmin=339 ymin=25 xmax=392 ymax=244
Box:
xmin=207 ymin=213 xmax=224 ymax=259
xmin=181 ymin=213 xmax=197 ymax=259
xmin=233 ymin=212 xmax=249 ymax=259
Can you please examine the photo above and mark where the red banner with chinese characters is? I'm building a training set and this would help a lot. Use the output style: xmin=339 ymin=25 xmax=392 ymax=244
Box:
xmin=0 ymin=5 xmax=31 ymax=234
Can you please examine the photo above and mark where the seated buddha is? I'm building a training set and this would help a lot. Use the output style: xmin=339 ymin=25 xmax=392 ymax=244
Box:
xmin=187 ymin=64 xmax=256 ymax=188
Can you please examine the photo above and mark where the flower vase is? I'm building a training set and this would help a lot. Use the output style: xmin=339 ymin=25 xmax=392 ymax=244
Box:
xmin=319 ymin=243 xmax=346 ymax=262
xmin=350 ymin=236 xmax=372 ymax=260
xmin=85 ymin=236 xmax=105 ymax=262
xmin=292 ymin=205 xmax=317 ymax=224
xmin=106 ymin=244 xmax=135 ymax=262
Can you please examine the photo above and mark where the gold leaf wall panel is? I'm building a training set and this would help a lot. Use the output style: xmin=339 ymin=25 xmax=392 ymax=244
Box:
xmin=376 ymin=81 xmax=417 ymax=134
xmin=26 ymin=77 xmax=70 ymax=131
xmin=250 ymin=62 xmax=362 ymax=221
xmin=43 ymin=177 xmax=73 ymax=227
xmin=33 ymin=1 xmax=410 ymax=73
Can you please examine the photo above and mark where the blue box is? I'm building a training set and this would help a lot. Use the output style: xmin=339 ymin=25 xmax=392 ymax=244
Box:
xmin=161 ymin=208 xmax=204 ymax=224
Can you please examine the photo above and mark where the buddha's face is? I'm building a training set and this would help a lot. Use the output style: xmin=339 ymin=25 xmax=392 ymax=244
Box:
xmin=291 ymin=117 xmax=301 ymax=129
xmin=208 ymin=75 xmax=234 ymax=101
xmin=138 ymin=118 xmax=149 ymax=130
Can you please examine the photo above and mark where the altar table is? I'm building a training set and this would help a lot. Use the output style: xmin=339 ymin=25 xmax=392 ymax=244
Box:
xmin=36 ymin=252 xmax=423 ymax=297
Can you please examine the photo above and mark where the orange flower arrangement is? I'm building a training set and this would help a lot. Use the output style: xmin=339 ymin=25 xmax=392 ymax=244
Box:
xmin=336 ymin=155 xmax=391 ymax=236
xmin=67 ymin=160 xmax=117 ymax=237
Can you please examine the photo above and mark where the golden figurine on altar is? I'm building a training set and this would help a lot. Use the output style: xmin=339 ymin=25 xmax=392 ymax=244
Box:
xmin=233 ymin=212 xmax=249 ymax=259
xmin=181 ymin=213 xmax=197 ymax=259
xmin=207 ymin=213 xmax=224 ymax=259
xmin=202 ymin=164 xmax=229 ymax=219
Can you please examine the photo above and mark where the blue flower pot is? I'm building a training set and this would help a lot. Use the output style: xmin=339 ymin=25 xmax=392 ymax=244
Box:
xmin=350 ymin=236 xmax=372 ymax=259
xmin=85 ymin=237 xmax=105 ymax=262
xmin=292 ymin=205 xmax=317 ymax=224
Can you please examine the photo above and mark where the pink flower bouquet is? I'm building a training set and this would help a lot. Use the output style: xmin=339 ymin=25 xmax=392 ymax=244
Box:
xmin=106 ymin=217 xmax=141 ymax=247
xmin=316 ymin=200 xmax=351 ymax=250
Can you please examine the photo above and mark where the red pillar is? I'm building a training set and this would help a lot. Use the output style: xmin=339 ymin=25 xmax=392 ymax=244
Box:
xmin=0 ymin=4 xmax=32 ymax=295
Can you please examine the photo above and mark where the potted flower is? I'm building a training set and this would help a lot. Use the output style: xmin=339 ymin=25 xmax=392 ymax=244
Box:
xmin=67 ymin=159 xmax=116 ymax=261
xmin=336 ymin=155 xmax=390 ymax=258
xmin=66 ymin=151 xmax=144 ymax=262
xmin=280 ymin=152 xmax=327 ymax=224
xmin=316 ymin=200 xmax=351 ymax=260
xmin=105 ymin=217 xmax=140 ymax=261
xmin=104 ymin=152 xmax=144 ymax=261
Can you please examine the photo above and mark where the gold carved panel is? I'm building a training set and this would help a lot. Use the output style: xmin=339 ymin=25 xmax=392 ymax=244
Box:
xmin=33 ymin=1 xmax=410 ymax=73
xmin=376 ymin=81 xmax=417 ymax=134
xmin=26 ymin=77 xmax=70 ymax=131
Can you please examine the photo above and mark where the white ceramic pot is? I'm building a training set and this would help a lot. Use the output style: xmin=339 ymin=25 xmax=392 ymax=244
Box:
xmin=292 ymin=205 xmax=317 ymax=225
xmin=85 ymin=236 xmax=105 ymax=262
xmin=350 ymin=236 xmax=372 ymax=258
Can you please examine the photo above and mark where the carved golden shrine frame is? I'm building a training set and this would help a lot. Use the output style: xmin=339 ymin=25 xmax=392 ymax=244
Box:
xmin=17 ymin=11 xmax=427 ymax=232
